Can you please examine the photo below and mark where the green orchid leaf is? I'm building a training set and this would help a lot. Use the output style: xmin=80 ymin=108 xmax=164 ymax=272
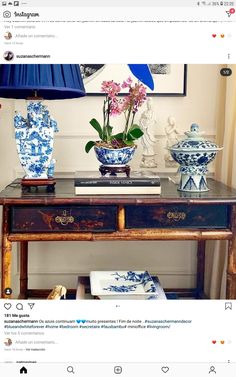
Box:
xmin=89 ymin=118 xmax=103 ymax=139
xmin=123 ymin=140 xmax=135 ymax=146
xmin=85 ymin=140 xmax=96 ymax=153
xmin=129 ymin=123 xmax=140 ymax=131
xmin=127 ymin=132 xmax=135 ymax=141
xmin=112 ymin=132 xmax=124 ymax=140
xmin=128 ymin=127 xmax=144 ymax=139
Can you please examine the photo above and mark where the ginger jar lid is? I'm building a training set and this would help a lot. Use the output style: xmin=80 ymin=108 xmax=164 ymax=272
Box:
xmin=169 ymin=123 xmax=222 ymax=152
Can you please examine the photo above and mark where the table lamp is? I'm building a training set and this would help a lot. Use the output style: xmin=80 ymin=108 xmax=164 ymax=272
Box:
xmin=128 ymin=64 xmax=154 ymax=90
xmin=0 ymin=64 xmax=86 ymax=191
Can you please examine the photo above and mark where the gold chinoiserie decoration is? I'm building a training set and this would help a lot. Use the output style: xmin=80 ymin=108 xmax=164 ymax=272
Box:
xmin=167 ymin=211 xmax=186 ymax=221
xmin=55 ymin=210 xmax=75 ymax=226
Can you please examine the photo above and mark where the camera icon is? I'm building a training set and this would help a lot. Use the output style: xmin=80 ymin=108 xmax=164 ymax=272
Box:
xmin=3 ymin=10 xmax=11 ymax=18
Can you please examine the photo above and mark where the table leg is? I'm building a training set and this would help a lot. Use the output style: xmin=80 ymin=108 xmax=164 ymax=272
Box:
xmin=227 ymin=205 xmax=236 ymax=299
xmin=19 ymin=241 xmax=28 ymax=299
xmin=196 ymin=240 xmax=206 ymax=298
xmin=1 ymin=206 xmax=12 ymax=298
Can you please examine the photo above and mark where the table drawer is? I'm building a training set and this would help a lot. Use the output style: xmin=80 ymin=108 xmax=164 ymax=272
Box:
xmin=10 ymin=205 xmax=117 ymax=233
xmin=125 ymin=204 xmax=228 ymax=229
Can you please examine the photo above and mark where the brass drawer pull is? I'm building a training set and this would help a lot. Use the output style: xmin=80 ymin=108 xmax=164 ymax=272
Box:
xmin=167 ymin=211 xmax=186 ymax=221
xmin=55 ymin=210 xmax=74 ymax=226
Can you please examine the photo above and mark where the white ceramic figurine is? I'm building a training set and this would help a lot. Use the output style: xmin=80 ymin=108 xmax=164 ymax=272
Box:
xmin=139 ymin=98 xmax=157 ymax=168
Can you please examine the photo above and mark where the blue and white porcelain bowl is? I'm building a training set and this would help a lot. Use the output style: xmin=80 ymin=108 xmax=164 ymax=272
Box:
xmin=94 ymin=145 xmax=136 ymax=166
xmin=169 ymin=124 xmax=223 ymax=192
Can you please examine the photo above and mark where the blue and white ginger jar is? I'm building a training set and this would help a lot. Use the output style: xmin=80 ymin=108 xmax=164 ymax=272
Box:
xmin=169 ymin=124 xmax=223 ymax=192
xmin=14 ymin=102 xmax=58 ymax=179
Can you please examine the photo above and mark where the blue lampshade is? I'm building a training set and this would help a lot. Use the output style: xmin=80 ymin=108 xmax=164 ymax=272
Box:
xmin=128 ymin=64 xmax=154 ymax=90
xmin=0 ymin=64 xmax=86 ymax=99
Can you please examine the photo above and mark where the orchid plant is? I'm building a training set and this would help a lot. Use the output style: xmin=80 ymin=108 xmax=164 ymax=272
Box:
xmin=85 ymin=77 xmax=147 ymax=152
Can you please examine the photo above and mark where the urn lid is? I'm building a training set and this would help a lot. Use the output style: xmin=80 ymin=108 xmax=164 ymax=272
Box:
xmin=169 ymin=123 xmax=222 ymax=152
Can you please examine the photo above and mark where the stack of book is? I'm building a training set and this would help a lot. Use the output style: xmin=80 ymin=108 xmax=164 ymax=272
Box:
xmin=74 ymin=171 xmax=161 ymax=195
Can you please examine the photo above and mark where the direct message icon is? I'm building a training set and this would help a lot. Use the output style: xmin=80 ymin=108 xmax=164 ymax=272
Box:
xmin=226 ymin=8 xmax=235 ymax=17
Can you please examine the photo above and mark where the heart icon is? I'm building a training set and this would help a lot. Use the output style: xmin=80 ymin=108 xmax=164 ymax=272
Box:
xmin=212 ymin=340 xmax=216 ymax=344
xmin=220 ymin=340 xmax=225 ymax=344
xmin=161 ymin=366 xmax=169 ymax=373
xmin=4 ymin=303 xmax=12 ymax=310
xmin=212 ymin=34 xmax=217 ymax=38
xmin=221 ymin=34 xmax=225 ymax=38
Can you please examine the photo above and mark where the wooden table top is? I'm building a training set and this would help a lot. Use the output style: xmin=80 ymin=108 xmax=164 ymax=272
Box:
xmin=0 ymin=178 xmax=236 ymax=205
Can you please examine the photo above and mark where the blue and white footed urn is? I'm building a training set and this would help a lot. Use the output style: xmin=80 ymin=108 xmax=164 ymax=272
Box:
xmin=169 ymin=124 xmax=223 ymax=192
xmin=14 ymin=102 xmax=58 ymax=179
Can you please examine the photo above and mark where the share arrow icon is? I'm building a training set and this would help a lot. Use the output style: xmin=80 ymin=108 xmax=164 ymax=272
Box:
xmin=28 ymin=303 xmax=35 ymax=310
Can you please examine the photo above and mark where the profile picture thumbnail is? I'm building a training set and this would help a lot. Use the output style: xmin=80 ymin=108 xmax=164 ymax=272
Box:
xmin=4 ymin=338 xmax=12 ymax=346
xmin=3 ymin=51 xmax=14 ymax=61
xmin=4 ymin=31 xmax=12 ymax=40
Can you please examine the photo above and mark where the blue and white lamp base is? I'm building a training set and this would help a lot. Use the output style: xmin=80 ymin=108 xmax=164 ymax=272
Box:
xmin=14 ymin=101 xmax=58 ymax=180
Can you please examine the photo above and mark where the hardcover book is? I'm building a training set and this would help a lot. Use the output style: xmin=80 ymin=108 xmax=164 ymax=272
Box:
xmin=74 ymin=171 xmax=161 ymax=195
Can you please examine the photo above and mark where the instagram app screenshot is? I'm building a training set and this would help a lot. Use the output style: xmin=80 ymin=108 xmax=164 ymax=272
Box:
xmin=0 ymin=1 xmax=236 ymax=376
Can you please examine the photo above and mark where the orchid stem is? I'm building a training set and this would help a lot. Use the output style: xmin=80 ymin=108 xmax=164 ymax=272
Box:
xmin=123 ymin=107 xmax=132 ymax=140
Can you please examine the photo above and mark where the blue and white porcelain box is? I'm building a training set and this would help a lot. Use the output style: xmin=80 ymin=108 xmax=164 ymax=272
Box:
xmin=169 ymin=124 xmax=223 ymax=192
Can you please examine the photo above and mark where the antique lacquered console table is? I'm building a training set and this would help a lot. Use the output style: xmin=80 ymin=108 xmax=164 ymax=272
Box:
xmin=1 ymin=178 xmax=236 ymax=299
